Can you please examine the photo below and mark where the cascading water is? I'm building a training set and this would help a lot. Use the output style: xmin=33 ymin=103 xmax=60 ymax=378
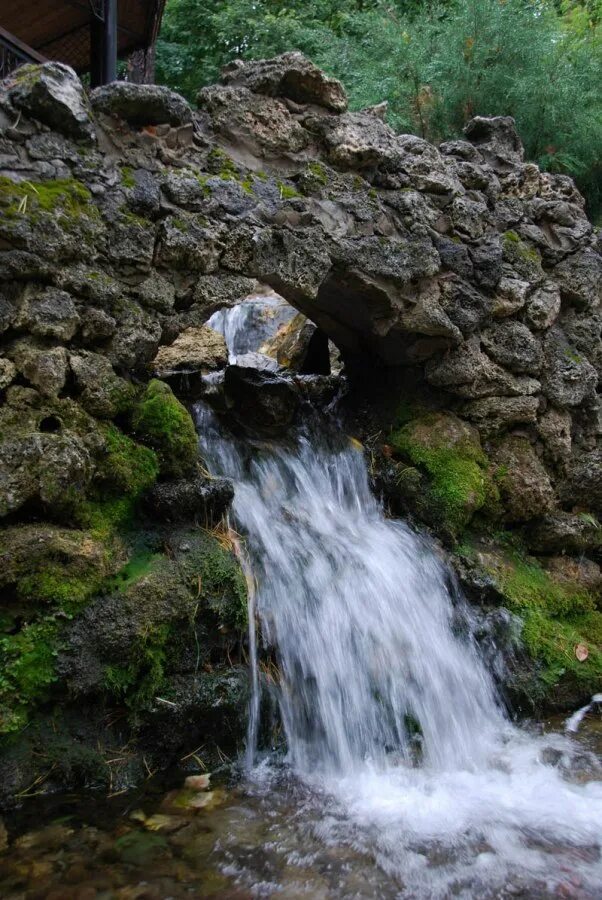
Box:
xmin=194 ymin=297 xmax=602 ymax=898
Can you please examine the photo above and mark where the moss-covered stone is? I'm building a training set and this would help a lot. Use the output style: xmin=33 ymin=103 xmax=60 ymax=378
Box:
xmin=390 ymin=412 xmax=498 ymax=538
xmin=0 ymin=176 xmax=97 ymax=224
xmin=458 ymin=538 xmax=602 ymax=706
xmin=132 ymin=379 xmax=198 ymax=478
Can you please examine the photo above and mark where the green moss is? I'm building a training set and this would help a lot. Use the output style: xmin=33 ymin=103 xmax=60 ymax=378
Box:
xmin=120 ymin=166 xmax=136 ymax=188
xmin=308 ymin=162 xmax=329 ymax=185
xmin=458 ymin=541 xmax=601 ymax=694
xmin=194 ymin=534 xmax=248 ymax=631
xmin=390 ymin=413 xmax=496 ymax=535
xmin=497 ymin=553 xmax=595 ymax=618
xmin=132 ymin=380 xmax=198 ymax=478
xmin=503 ymin=230 xmax=540 ymax=264
xmin=0 ymin=620 xmax=60 ymax=735
xmin=104 ymin=550 xmax=162 ymax=594
xmin=0 ymin=176 xmax=96 ymax=222
xmin=119 ymin=208 xmax=152 ymax=228
xmin=277 ymin=180 xmax=300 ymax=200
xmin=17 ymin=565 xmax=104 ymax=615
xmin=104 ymin=623 xmax=171 ymax=710
xmin=98 ymin=424 xmax=159 ymax=496
xmin=207 ymin=147 xmax=239 ymax=180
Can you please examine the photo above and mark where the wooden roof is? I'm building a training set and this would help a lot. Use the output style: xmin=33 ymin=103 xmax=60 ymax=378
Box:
xmin=1 ymin=1 xmax=166 ymax=72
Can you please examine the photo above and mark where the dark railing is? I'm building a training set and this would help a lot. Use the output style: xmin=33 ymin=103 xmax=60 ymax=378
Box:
xmin=0 ymin=25 xmax=47 ymax=81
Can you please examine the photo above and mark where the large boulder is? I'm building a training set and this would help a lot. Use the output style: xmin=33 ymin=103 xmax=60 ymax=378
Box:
xmin=3 ymin=62 xmax=94 ymax=141
xmin=90 ymin=82 xmax=192 ymax=127
xmin=220 ymin=52 xmax=348 ymax=112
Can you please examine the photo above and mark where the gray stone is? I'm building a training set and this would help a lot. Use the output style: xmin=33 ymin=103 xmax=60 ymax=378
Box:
xmin=537 ymin=406 xmax=572 ymax=468
xmin=561 ymin=449 xmax=602 ymax=514
xmin=70 ymin=351 xmax=134 ymax=418
xmin=541 ymin=327 xmax=598 ymax=408
xmin=91 ymin=82 xmax=192 ymax=127
xmin=553 ymin=248 xmax=602 ymax=310
xmin=9 ymin=341 xmax=69 ymax=397
xmin=524 ymin=282 xmax=561 ymax=330
xmin=526 ymin=512 xmax=602 ymax=555
xmin=462 ymin=395 xmax=539 ymax=436
xmin=5 ymin=62 xmax=94 ymax=141
xmin=492 ymin=436 xmax=555 ymax=523
xmin=481 ymin=321 xmax=542 ymax=374
xmin=220 ymin=51 xmax=348 ymax=112
xmin=425 ymin=337 xmax=540 ymax=399
xmin=0 ymin=357 xmax=16 ymax=391
xmin=464 ymin=116 xmax=524 ymax=169
xmin=15 ymin=287 xmax=80 ymax=340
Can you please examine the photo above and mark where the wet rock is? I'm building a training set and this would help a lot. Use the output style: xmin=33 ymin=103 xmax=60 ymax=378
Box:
xmin=224 ymin=364 xmax=300 ymax=434
xmin=221 ymin=51 xmax=348 ymax=112
xmin=91 ymin=82 xmax=192 ymax=127
xmin=525 ymin=512 xmax=602 ymax=555
xmin=482 ymin=321 xmax=542 ymax=374
xmin=151 ymin=326 xmax=228 ymax=377
xmin=492 ymin=435 xmax=555 ymax=523
xmin=4 ymin=62 xmax=94 ymax=141
xmin=144 ymin=476 xmax=234 ymax=524
xmin=262 ymin=313 xmax=330 ymax=374
xmin=541 ymin=327 xmax=598 ymax=408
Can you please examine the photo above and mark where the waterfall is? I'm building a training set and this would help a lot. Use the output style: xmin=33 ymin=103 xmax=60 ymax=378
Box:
xmin=194 ymin=297 xmax=602 ymax=897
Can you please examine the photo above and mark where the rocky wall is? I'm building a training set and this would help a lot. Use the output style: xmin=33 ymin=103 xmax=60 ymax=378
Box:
xmin=0 ymin=54 xmax=600 ymax=802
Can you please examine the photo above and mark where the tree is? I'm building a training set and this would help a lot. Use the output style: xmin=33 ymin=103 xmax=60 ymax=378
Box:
xmin=156 ymin=0 xmax=602 ymax=218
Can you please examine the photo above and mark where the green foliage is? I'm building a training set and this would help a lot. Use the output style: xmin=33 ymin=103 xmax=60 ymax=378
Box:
xmin=132 ymin=379 xmax=198 ymax=478
xmin=0 ymin=620 xmax=60 ymax=735
xmin=104 ymin=623 xmax=172 ymax=710
xmin=157 ymin=0 xmax=602 ymax=218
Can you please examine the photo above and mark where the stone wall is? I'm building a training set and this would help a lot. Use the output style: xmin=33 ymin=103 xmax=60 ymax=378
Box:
xmin=0 ymin=54 xmax=600 ymax=800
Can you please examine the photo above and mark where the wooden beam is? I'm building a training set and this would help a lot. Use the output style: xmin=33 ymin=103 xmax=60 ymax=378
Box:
xmin=0 ymin=24 xmax=48 ymax=63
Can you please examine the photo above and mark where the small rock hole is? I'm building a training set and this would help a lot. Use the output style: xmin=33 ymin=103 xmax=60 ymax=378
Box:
xmin=38 ymin=415 xmax=62 ymax=433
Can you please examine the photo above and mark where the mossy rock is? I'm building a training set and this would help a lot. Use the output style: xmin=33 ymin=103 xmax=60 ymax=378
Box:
xmin=458 ymin=538 xmax=602 ymax=708
xmin=132 ymin=379 xmax=198 ymax=478
xmin=390 ymin=412 xmax=498 ymax=538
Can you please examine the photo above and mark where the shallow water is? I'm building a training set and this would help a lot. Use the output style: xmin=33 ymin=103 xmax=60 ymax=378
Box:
xmin=1 ymin=716 xmax=600 ymax=899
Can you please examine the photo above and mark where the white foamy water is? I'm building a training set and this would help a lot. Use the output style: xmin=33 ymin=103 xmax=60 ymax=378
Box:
xmin=193 ymin=299 xmax=602 ymax=897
